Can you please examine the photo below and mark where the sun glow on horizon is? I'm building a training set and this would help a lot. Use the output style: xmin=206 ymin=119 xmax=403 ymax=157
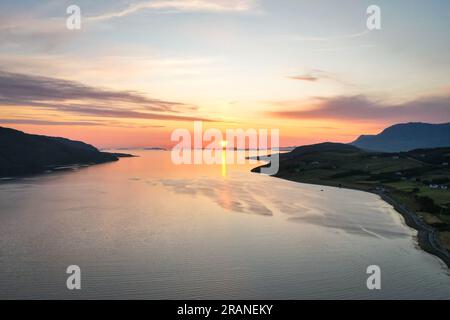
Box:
xmin=220 ymin=140 xmax=229 ymax=148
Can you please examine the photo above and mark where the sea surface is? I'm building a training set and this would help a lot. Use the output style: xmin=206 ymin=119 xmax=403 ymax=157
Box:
xmin=0 ymin=150 xmax=449 ymax=299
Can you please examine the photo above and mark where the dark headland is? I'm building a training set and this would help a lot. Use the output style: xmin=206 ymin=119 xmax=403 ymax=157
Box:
xmin=253 ymin=127 xmax=450 ymax=268
xmin=351 ymin=122 xmax=450 ymax=152
xmin=0 ymin=127 xmax=134 ymax=178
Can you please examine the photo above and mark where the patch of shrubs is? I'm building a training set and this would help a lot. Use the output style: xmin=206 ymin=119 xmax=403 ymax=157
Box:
xmin=415 ymin=195 xmax=441 ymax=214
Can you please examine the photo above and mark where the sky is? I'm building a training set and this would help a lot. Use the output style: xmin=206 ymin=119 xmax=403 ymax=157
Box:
xmin=0 ymin=0 xmax=449 ymax=148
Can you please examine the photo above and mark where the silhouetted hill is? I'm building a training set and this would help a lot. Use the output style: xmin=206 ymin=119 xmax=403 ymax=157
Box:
xmin=0 ymin=127 xmax=119 ymax=177
xmin=252 ymin=142 xmax=363 ymax=173
xmin=279 ymin=142 xmax=363 ymax=163
xmin=289 ymin=142 xmax=361 ymax=156
xmin=351 ymin=122 xmax=450 ymax=152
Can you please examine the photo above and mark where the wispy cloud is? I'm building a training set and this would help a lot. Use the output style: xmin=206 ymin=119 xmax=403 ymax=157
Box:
xmin=0 ymin=1 xmax=259 ymax=52
xmin=89 ymin=0 xmax=259 ymax=21
xmin=288 ymin=75 xmax=318 ymax=82
xmin=54 ymin=105 xmax=215 ymax=122
xmin=0 ymin=70 xmax=215 ymax=123
xmin=286 ymin=30 xmax=370 ymax=42
xmin=0 ymin=16 xmax=70 ymax=52
xmin=314 ymin=44 xmax=375 ymax=52
xmin=269 ymin=94 xmax=450 ymax=123
xmin=0 ymin=118 xmax=168 ymax=128
xmin=0 ymin=70 xmax=190 ymax=112
xmin=287 ymin=69 xmax=352 ymax=86
xmin=281 ymin=31 xmax=374 ymax=54
xmin=0 ymin=54 xmax=219 ymax=88
xmin=0 ymin=119 xmax=103 ymax=126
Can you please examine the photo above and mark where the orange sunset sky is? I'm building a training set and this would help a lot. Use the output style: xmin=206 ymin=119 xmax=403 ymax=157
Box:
xmin=0 ymin=0 xmax=449 ymax=148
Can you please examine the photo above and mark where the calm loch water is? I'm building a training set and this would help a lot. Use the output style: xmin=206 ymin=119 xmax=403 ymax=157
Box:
xmin=0 ymin=151 xmax=449 ymax=299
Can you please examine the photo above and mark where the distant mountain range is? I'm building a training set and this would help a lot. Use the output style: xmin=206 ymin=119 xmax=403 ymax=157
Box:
xmin=0 ymin=127 xmax=128 ymax=177
xmin=351 ymin=122 xmax=450 ymax=152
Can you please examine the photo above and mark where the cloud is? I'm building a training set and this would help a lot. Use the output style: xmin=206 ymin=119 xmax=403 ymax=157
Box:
xmin=0 ymin=119 xmax=103 ymax=126
xmin=0 ymin=70 xmax=215 ymax=122
xmin=281 ymin=31 xmax=374 ymax=54
xmin=0 ymin=70 xmax=188 ymax=112
xmin=0 ymin=1 xmax=259 ymax=52
xmin=287 ymin=69 xmax=352 ymax=86
xmin=89 ymin=0 xmax=259 ymax=21
xmin=288 ymin=75 xmax=318 ymax=82
xmin=0 ymin=118 xmax=167 ymax=128
xmin=54 ymin=105 xmax=215 ymax=122
xmin=314 ymin=44 xmax=375 ymax=52
xmin=286 ymin=30 xmax=370 ymax=42
xmin=0 ymin=14 xmax=71 ymax=52
xmin=269 ymin=94 xmax=450 ymax=123
xmin=0 ymin=54 xmax=219 ymax=89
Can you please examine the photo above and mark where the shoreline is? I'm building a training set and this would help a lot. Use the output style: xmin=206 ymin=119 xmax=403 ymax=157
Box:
xmin=375 ymin=190 xmax=450 ymax=269
xmin=0 ymin=153 xmax=136 ymax=180
xmin=267 ymin=175 xmax=450 ymax=269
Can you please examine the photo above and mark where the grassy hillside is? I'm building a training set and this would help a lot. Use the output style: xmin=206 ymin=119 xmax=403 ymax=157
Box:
xmin=253 ymin=142 xmax=450 ymax=249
